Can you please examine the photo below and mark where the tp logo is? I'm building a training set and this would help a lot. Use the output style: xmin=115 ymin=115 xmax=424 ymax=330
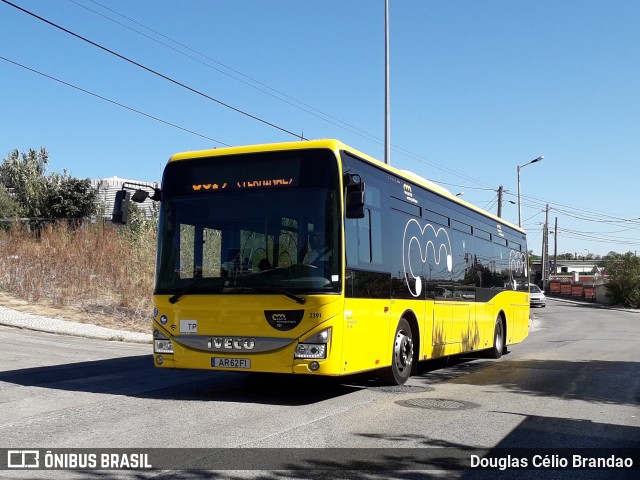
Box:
xmin=7 ymin=450 xmax=39 ymax=468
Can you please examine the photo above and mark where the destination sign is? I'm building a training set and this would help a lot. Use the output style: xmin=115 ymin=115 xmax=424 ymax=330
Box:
xmin=191 ymin=178 xmax=294 ymax=192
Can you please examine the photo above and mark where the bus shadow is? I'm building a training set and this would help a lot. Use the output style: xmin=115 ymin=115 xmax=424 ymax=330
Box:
xmin=409 ymin=356 xmax=640 ymax=407
xmin=0 ymin=355 xmax=361 ymax=406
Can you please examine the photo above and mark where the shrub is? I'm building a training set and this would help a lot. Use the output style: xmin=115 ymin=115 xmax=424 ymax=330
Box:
xmin=0 ymin=219 xmax=157 ymax=326
xmin=603 ymin=252 xmax=640 ymax=308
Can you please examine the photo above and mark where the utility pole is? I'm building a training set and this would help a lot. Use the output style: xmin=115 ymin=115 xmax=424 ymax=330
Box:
xmin=541 ymin=219 xmax=546 ymax=287
xmin=541 ymin=204 xmax=549 ymax=290
xmin=384 ymin=0 xmax=391 ymax=165
xmin=553 ymin=217 xmax=558 ymax=279
xmin=497 ymin=185 xmax=504 ymax=218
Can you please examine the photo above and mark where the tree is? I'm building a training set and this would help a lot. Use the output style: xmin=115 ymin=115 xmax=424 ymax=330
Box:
xmin=0 ymin=184 xmax=23 ymax=219
xmin=0 ymin=148 xmax=48 ymax=218
xmin=46 ymin=172 xmax=98 ymax=221
xmin=0 ymin=148 xmax=98 ymax=223
xmin=602 ymin=252 xmax=640 ymax=308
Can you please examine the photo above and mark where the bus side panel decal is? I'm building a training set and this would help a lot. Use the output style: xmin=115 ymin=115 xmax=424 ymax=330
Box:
xmin=403 ymin=218 xmax=453 ymax=297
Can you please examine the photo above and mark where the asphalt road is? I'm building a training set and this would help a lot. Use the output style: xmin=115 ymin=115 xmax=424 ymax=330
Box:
xmin=0 ymin=298 xmax=638 ymax=479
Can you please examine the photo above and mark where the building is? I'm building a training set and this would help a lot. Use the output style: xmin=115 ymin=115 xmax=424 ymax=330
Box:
xmin=530 ymin=259 xmax=602 ymax=282
xmin=531 ymin=258 xmax=610 ymax=303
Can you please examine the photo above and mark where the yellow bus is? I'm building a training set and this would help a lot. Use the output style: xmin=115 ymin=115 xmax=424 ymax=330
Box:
xmin=145 ymin=139 xmax=529 ymax=385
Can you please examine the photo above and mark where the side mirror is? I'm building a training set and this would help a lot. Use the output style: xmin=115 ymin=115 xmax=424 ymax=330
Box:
xmin=112 ymin=184 xmax=161 ymax=224
xmin=131 ymin=188 xmax=161 ymax=202
xmin=344 ymin=173 xmax=365 ymax=219
xmin=131 ymin=189 xmax=149 ymax=203
xmin=112 ymin=190 xmax=130 ymax=224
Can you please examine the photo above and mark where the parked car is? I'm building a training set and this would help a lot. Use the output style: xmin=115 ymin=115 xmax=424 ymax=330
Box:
xmin=529 ymin=284 xmax=546 ymax=308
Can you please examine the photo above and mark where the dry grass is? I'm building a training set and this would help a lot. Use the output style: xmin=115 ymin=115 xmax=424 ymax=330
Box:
xmin=0 ymin=222 xmax=156 ymax=332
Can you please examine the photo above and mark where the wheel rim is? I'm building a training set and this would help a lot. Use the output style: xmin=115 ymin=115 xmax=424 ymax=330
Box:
xmin=495 ymin=321 xmax=503 ymax=352
xmin=394 ymin=329 xmax=414 ymax=373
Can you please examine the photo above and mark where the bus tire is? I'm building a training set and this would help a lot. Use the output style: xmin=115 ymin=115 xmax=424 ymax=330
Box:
xmin=382 ymin=318 xmax=414 ymax=385
xmin=488 ymin=316 xmax=505 ymax=359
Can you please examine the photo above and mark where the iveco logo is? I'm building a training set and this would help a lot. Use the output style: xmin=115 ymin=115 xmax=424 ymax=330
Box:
xmin=271 ymin=313 xmax=287 ymax=322
xmin=208 ymin=337 xmax=256 ymax=350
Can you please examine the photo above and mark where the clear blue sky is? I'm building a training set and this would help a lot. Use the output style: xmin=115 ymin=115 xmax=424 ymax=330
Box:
xmin=1 ymin=0 xmax=639 ymax=256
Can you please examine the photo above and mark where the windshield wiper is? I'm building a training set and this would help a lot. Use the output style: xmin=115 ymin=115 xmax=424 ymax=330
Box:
xmin=232 ymin=284 xmax=306 ymax=305
xmin=168 ymin=279 xmax=208 ymax=304
xmin=170 ymin=279 xmax=306 ymax=305
xmin=230 ymin=275 xmax=306 ymax=305
xmin=168 ymin=286 xmax=194 ymax=304
xmin=255 ymin=286 xmax=306 ymax=305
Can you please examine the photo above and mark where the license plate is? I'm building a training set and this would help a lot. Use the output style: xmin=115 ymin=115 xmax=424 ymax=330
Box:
xmin=211 ymin=357 xmax=251 ymax=369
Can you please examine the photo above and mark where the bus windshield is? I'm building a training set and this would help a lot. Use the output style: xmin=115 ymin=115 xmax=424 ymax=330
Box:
xmin=155 ymin=149 xmax=341 ymax=299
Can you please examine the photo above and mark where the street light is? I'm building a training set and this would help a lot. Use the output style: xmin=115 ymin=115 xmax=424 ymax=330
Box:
xmin=517 ymin=156 xmax=544 ymax=227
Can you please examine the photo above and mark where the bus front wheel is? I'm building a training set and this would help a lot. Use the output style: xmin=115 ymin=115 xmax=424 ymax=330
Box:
xmin=488 ymin=316 xmax=505 ymax=359
xmin=382 ymin=318 xmax=414 ymax=385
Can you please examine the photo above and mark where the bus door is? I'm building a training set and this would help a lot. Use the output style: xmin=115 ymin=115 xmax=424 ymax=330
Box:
xmin=344 ymin=199 xmax=390 ymax=374
xmin=343 ymin=270 xmax=391 ymax=374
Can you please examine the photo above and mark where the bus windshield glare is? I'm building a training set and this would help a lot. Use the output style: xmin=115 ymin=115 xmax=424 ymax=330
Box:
xmin=155 ymin=149 xmax=341 ymax=298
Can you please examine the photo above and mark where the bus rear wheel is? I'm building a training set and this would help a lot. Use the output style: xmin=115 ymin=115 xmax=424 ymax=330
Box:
xmin=488 ymin=316 xmax=505 ymax=359
xmin=382 ymin=318 xmax=414 ymax=385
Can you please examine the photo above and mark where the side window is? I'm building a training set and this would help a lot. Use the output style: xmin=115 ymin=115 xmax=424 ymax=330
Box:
xmin=202 ymin=228 xmax=222 ymax=277
xmin=345 ymin=184 xmax=382 ymax=268
xmin=370 ymin=209 xmax=382 ymax=265
xmin=450 ymin=224 xmax=475 ymax=300
xmin=475 ymin=236 xmax=494 ymax=288
xmin=508 ymin=241 xmax=528 ymax=291
xmin=346 ymin=209 xmax=371 ymax=264
xmin=178 ymin=224 xmax=196 ymax=278
xmin=179 ymin=224 xmax=222 ymax=278
xmin=493 ymin=237 xmax=509 ymax=289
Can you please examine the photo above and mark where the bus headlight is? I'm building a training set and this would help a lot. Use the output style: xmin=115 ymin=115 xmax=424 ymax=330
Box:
xmin=295 ymin=328 xmax=330 ymax=359
xmin=295 ymin=343 xmax=326 ymax=359
xmin=154 ymin=339 xmax=174 ymax=354
xmin=154 ymin=329 xmax=174 ymax=354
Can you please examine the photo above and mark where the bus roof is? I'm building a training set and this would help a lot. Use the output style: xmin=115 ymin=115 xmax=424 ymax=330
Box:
xmin=168 ymin=139 xmax=525 ymax=234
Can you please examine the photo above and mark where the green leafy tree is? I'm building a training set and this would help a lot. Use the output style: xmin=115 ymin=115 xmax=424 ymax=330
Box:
xmin=46 ymin=172 xmax=98 ymax=221
xmin=603 ymin=251 xmax=640 ymax=308
xmin=0 ymin=148 xmax=48 ymax=218
xmin=0 ymin=185 xmax=23 ymax=219
xmin=1 ymin=148 xmax=98 ymax=223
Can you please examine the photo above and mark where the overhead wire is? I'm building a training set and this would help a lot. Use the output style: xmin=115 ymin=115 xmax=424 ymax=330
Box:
xmin=504 ymin=189 xmax=640 ymax=227
xmin=6 ymin=0 xmax=506 ymax=191
xmin=558 ymin=227 xmax=640 ymax=245
xmin=65 ymin=0 xmax=499 ymax=190
xmin=0 ymin=0 xmax=307 ymax=141
xmin=516 ymin=190 xmax=640 ymax=246
xmin=68 ymin=0 xmax=383 ymax=145
xmin=4 ymin=0 xmax=638 ymax=251
xmin=0 ymin=55 xmax=231 ymax=147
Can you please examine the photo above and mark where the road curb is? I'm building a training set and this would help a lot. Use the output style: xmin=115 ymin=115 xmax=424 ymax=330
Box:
xmin=546 ymin=296 xmax=640 ymax=313
xmin=0 ymin=305 xmax=152 ymax=343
